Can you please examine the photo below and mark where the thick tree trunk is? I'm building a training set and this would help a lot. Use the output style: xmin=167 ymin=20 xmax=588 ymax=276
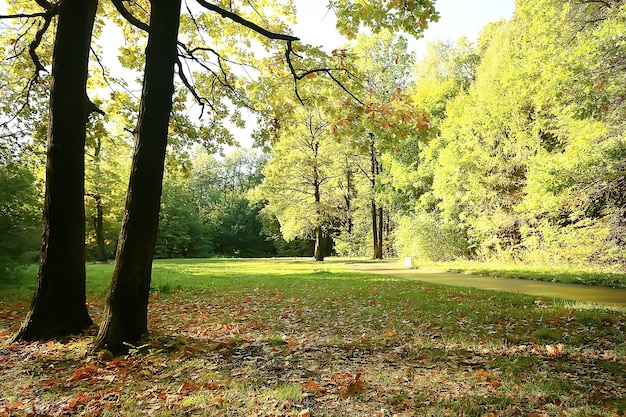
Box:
xmin=96 ymin=0 xmax=181 ymax=353
xmin=15 ymin=0 xmax=97 ymax=341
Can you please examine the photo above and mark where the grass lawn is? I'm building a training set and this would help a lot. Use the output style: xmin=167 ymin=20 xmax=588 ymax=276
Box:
xmin=1 ymin=258 xmax=625 ymax=416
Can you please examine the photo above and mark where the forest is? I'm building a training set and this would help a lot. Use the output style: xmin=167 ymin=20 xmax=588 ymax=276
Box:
xmin=1 ymin=2 xmax=625 ymax=415
xmin=1 ymin=0 xmax=625 ymax=344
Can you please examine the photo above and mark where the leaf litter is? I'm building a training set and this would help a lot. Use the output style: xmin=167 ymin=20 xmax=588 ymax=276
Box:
xmin=0 ymin=270 xmax=625 ymax=416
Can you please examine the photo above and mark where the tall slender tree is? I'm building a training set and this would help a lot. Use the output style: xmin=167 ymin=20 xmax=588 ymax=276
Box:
xmin=331 ymin=31 xmax=421 ymax=259
xmin=253 ymin=106 xmax=340 ymax=262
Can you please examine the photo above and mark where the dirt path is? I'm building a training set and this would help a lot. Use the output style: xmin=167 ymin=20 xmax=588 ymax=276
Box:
xmin=346 ymin=262 xmax=626 ymax=308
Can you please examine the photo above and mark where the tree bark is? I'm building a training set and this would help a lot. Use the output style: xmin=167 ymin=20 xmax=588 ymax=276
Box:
xmin=370 ymin=135 xmax=383 ymax=260
xmin=371 ymin=200 xmax=383 ymax=259
xmin=96 ymin=0 xmax=181 ymax=353
xmin=377 ymin=206 xmax=384 ymax=257
xmin=345 ymin=165 xmax=354 ymax=234
xmin=91 ymin=136 xmax=108 ymax=263
xmin=312 ymin=140 xmax=325 ymax=262
xmin=15 ymin=0 xmax=97 ymax=341
xmin=93 ymin=194 xmax=108 ymax=263
xmin=314 ymin=225 xmax=324 ymax=261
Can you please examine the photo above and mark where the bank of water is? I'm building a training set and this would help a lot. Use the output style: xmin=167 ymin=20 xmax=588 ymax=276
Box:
xmin=347 ymin=262 xmax=626 ymax=308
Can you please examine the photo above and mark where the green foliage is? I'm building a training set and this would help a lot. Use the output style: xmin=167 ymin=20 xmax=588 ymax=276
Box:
xmin=84 ymin=105 xmax=132 ymax=261
xmin=394 ymin=2 xmax=626 ymax=270
xmin=253 ymin=103 xmax=343 ymax=244
xmin=0 ymin=155 xmax=41 ymax=284
xmin=155 ymin=148 xmax=275 ymax=258
xmin=395 ymin=212 xmax=470 ymax=261
xmin=330 ymin=0 xmax=438 ymax=40
xmin=1 ymin=0 xmax=624 ymax=272
xmin=155 ymin=176 xmax=210 ymax=258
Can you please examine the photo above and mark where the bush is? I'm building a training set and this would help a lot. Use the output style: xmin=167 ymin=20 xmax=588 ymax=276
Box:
xmin=395 ymin=212 xmax=471 ymax=261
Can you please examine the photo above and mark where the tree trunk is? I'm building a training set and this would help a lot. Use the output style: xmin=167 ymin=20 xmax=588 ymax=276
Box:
xmin=96 ymin=0 xmax=181 ymax=353
xmin=377 ymin=206 xmax=384 ymax=257
xmin=313 ymin=141 xmax=325 ymax=261
xmin=314 ymin=225 xmax=324 ymax=261
xmin=91 ymin=136 xmax=107 ymax=263
xmin=370 ymin=135 xmax=383 ymax=260
xmin=371 ymin=201 xmax=383 ymax=259
xmin=15 ymin=0 xmax=97 ymax=341
xmin=93 ymin=194 xmax=108 ymax=263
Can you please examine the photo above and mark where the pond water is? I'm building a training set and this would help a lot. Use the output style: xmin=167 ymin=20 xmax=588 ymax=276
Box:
xmin=347 ymin=263 xmax=626 ymax=308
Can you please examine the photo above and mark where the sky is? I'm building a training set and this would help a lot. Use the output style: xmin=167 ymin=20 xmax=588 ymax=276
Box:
xmin=293 ymin=0 xmax=516 ymax=57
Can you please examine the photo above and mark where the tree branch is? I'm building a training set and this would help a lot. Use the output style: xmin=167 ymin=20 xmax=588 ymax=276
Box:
xmin=177 ymin=41 xmax=256 ymax=113
xmin=195 ymin=0 xmax=298 ymax=42
xmin=0 ymin=75 xmax=40 ymax=131
xmin=191 ymin=1 xmax=363 ymax=114
xmin=34 ymin=0 xmax=55 ymax=11
xmin=0 ymin=12 xmax=49 ymax=19
xmin=110 ymin=0 xmax=150 ymax=33
xmin=175 ymin=56 xmax=210 ymax=116
xmin=28 ymin=7 xmax=57 ymax=75
xmin=88 ymin=99 xmax=106 ymax=116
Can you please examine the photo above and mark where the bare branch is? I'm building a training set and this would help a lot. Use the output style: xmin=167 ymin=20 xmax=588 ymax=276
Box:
xmin=175 ymin=56 xmax=208 ymax=116
xmin=0 ymin=12 xmax=48 ymax=19
xmin=110 ymin=0 xmax=150 ymax=33
xmin=284 ymin=41 xmax=364 ymax=106
xmin=177 ymin=41 xmax=256 ymax=112
xmin=0 ymin=75 xmax=40 ymax=131
xmin=10 ymin=4 xmax=59 ymax=76
xmin=195 ymin=0 xmax=298 ymax=42
xmin=242 ymin=0 xmax=269 ymax=27
xmin=179 ymin=41 xmax=253 ymax=69
xmin=27 ymin=5 xmax=58 ymax=75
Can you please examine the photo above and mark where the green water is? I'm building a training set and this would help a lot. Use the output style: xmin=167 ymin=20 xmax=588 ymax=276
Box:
xmin=348 ymin=263 xmax=626 ymax=308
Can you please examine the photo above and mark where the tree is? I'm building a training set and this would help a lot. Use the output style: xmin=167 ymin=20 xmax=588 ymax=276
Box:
xmin=392 ymin=38 xmax=483 ymax=260
xmin=96 ymin=0 xmax=182 ymax=353
xmin=154 ymin=174 xmax=209 ymax=258
xmin=14 ymin=0 xmax=99 ymax=341
xmin=84 ymin=110 xmax=130 ymax=263
xmin=513 ymin=0 xmax=626 ymax=266
xmin=192 ymin=150 xmax=273 ymax=257
xmin=331 ymin=31 xmax=422 ymax=259
xmin=254 ymin=105 xmax=340 ymax=261
xmin=95 ymin=0 xmax=438 ymax=352
xmin=0 ymin=152 xmax=41 ymax=283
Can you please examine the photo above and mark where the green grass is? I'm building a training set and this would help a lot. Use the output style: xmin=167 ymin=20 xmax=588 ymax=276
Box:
xmin=411 ymin=259 xmax=626 ymax=288
xmin=0 ymin=257 xmax=625 ymax=416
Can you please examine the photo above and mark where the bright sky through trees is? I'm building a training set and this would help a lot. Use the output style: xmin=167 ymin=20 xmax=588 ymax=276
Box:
xmin=294 ymin=0 xmax=516 ymax=55
xmin=244 ymin=0 xmax=516 ymax=149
